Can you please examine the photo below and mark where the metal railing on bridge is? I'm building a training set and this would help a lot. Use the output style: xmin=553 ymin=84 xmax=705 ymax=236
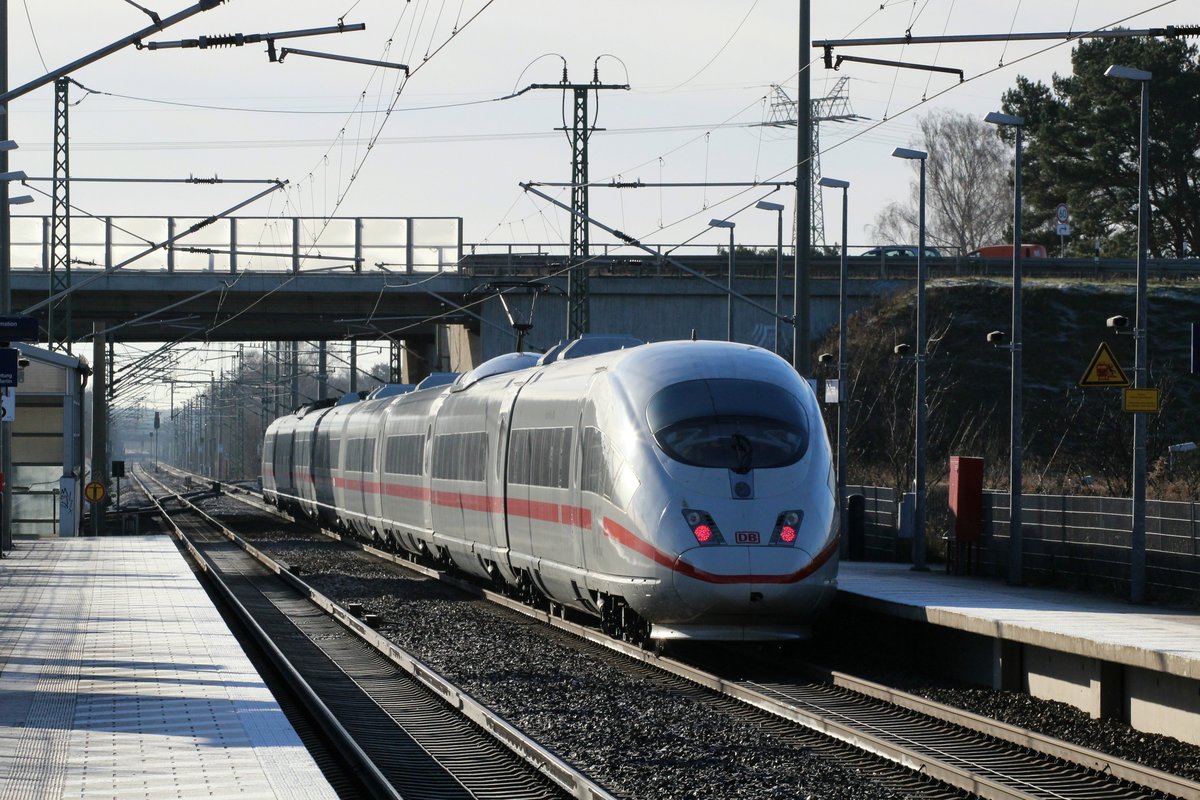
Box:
xmin=15 ymin=218 xmax=1200 ymax=281
xmin=14 ymin=215 xmax=464 ymax=275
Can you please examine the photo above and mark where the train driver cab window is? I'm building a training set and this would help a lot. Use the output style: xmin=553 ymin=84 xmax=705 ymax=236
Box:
xmin=646 ymin=379 xmax=808 ymax=473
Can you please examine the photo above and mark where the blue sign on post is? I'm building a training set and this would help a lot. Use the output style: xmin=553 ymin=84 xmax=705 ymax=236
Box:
xmin=0 ymin=316 xmax=38 ymax=342
xmin=0 ymin=348 xmax=18 ymax=388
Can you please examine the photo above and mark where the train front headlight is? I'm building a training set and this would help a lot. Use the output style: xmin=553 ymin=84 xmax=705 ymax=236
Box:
xmin=682 ymin=508 xmax=725 ymax=545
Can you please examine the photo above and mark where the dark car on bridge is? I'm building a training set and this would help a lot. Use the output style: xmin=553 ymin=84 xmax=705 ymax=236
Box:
xmin=857 ymin=245 xmax=942 ymax=259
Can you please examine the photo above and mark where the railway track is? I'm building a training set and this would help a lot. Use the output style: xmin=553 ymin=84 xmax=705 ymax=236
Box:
xmin=136 ymin=467 xmax=606 ymax=800
xmin=151 ymin=465 xmax=1200 ymax=800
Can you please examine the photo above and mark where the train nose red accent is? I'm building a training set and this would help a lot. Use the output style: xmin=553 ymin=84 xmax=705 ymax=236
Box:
xmin=670 ymin=545 xmax=818 ymax=616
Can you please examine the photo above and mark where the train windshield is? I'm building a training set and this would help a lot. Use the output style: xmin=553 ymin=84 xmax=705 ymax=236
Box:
xmin=646 ymin=379 xmax=808 ymax=473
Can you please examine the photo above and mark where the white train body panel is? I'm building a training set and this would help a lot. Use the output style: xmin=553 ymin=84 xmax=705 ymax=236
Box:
xmin=263 ymin=340 xmax=838 ymax=640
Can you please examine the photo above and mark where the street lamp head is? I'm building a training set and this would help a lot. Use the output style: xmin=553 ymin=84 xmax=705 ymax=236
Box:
xmin=893 ymin=343 xmax=911 ymax=356
xmin=1105 ymin=64 xmax=1152 ymax=82
xmin=817 ymin=176 xmax=849 ymax=189
xmin=754 ymin=200 xmax=785 ymax=212
xmin=892 ymin=146 xmax=927 ymax=161
xmin=984 ymin=111 xmax=1024 ymax=127
xmin=708 ymin=218 xmax=735 ymax=229
xmin=817 ymin=352 xmax=834 ymax=365
xmin=1107 ymin=314 xmax=1130 ymax=329
xmin=986 ymin=330 xmax=1007 ymax=345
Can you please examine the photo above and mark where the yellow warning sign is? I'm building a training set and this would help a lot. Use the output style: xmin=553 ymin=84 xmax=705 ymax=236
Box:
xmin=84 ymin=481 xmax=106 ymax=504
xmin=1123 ymin=387 xmax=1160 ymax=413
xmin=1079 ymin=342 xmax=1130 ymax=388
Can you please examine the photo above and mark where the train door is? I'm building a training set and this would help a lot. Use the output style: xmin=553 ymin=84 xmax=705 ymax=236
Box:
xmin=569 ymin=373 xmax=600 ymax=586
xmin=503 ymin=375 xmax=539 ymax=577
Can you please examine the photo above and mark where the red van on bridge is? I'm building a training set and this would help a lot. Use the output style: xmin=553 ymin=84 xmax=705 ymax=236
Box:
xmin=968 ymin=244 xmax=1048 ymax=259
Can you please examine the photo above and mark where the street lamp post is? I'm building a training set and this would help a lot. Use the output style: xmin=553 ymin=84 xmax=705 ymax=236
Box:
xmin=985 ymin=110 xmax=1026 ymax=586
xmin=892 ymin=147 xmax=929 ymax=571
xmin=818 ymin=177 xmax=850 ymax=553
xmin=1105 ymin=63 xmax=1152 ymax=604
xmin=755 ymin=201 xmax=786 ymax=355
xmin=709 ymin=219 xmax=737 ymax=341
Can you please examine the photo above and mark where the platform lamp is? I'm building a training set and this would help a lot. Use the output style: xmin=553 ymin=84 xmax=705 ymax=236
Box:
xmin=1105 ymin=63 xmax=1152 ymax=604
xmin=891 ymin=147 xmax=929 ymax=571
xmin=708 ymin=219 xmax=736 ymax=341
xmin=984 ymin=110 xmax=1026 ymax=586
xmin=754 ymin=200 xmax=786 ymax=355
xmin=818 ymin=176 xmax=850 ymax=555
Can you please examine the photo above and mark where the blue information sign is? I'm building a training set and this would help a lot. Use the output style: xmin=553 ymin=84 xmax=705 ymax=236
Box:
xmin=0 ymin=348 xmax=17 ymax=388
xmin=0 ymin=316 xmax=38 ymax=342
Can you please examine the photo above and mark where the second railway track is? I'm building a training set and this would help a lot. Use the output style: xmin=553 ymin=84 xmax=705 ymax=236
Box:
xmin=137 ymin=467 xmax=597 ymax=800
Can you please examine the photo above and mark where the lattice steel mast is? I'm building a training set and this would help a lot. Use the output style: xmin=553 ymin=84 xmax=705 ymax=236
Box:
xmin=521 ymin=66 xmax=629 ymax=337
xmin=49 ymin=77 xmax=72 ymax=353
xmin=765 ymin=77 xmax=863 ymax=249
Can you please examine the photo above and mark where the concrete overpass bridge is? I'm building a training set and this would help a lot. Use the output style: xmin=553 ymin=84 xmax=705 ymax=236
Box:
xmin=13 ymin=213 xmax=1189 ymax=378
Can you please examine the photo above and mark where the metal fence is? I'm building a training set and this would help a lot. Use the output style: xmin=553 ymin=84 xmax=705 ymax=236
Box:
xmin=983 ymin=492 xmax=1200 ymax=604
xmin=13 ymin=215 xmax=463 ymax=274
xmin=846 ymin=484 xmax=1200 ymax=605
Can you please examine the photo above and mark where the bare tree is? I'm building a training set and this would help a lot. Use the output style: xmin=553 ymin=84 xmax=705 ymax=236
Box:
xmin=872 ymin=109 xmax=1010 ymax=255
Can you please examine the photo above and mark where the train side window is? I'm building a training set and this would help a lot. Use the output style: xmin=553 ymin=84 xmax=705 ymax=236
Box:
xmin=345 ymin=438 xmax=363 ymax=471
xmin=510 ymin=427 xmax=573 ymax=488
xmin=432 ymin=432 xmax=486 ymax=482
xmin=363 ymin=438 xmax=377 ymax=472
xmin=581 ymin=426 xmax=617 ymax=501
xmin=385 ymin=434 xmax=425 ymax=475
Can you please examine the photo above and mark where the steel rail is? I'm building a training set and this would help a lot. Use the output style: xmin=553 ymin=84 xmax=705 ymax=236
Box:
xmin=145 ymin=467 xmax=617 ymax=800
xmin=198 ymin=471 xmax=1198 ymax=800
xmin=132 ymin=471 xmax=403 ymax=800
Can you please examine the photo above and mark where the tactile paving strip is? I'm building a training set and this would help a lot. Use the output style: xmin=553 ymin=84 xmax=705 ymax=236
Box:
xmin=0 ymin=536 xmax=337 ymax=799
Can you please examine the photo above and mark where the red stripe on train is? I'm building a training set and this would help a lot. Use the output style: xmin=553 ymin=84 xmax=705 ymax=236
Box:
xmin=601 ymin=517 xmax=838 ymax=585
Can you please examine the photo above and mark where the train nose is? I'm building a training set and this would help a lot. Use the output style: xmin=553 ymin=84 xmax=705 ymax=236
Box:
xmin=671 ymin=545 xmax=816 ymax=615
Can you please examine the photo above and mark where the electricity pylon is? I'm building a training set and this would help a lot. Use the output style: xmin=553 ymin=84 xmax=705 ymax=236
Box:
xmin=764 ymin=77 xmax=864 ymax=248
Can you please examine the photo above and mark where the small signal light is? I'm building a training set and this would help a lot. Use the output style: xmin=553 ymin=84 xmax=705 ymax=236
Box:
xmin=693 ymin=524 xmax=714 ymax=544
xmin=779 ymin=525 xmax=797 ymax=544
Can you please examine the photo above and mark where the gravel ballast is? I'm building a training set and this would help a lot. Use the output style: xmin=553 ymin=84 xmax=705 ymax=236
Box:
xmin=193 ymin=492 xmax=1199 ymax=797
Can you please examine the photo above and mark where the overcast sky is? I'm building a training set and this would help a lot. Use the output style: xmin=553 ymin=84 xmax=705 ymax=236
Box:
xmin=3 ymin=1 xmax=1184 ymax=406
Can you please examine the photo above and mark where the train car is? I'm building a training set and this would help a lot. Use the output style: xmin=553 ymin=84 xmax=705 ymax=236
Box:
xmin=263 ymin=338 xmax=839 ymax=642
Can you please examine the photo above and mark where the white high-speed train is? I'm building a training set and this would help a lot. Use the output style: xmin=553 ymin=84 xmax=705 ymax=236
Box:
xmin=262 ymin=337 xmax=839 ymax=642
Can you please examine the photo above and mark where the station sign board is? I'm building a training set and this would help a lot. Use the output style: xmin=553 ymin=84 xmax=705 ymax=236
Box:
xmin=0 ymin=348 xmax=17 ymax=388
xmin=0 ymin=316 xmax=38 ymax=342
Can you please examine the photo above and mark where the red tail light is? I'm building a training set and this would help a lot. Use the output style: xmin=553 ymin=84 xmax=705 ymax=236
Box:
xmin=682 ymin=509 xmax=724 ymax=545
xmin=770 ymin=510 xmax=803 ymax=545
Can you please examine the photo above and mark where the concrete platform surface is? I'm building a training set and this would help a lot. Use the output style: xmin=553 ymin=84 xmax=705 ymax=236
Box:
xmin=0 ymin=535 xmax=338 ymax=799
xmin=837 ymin=561 xmax=1200 ymax=679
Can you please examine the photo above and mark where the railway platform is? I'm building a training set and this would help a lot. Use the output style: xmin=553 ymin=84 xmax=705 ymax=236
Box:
xmin=0 ymin=535 xmax=337 ymax=799
xmin=836 ymin=561 xmax=1200 ymax=746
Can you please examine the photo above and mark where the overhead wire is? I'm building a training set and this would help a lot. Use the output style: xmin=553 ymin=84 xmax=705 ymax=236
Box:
xmin=108 ymin=0 xmax=501 ymax=386
xmin=21 ymin=0 xmax=49 ymax=73
xmin=655 ymin=0 xmax=762 ymax=94
xmin=125 ymin=0 xmax=1180 ymax=390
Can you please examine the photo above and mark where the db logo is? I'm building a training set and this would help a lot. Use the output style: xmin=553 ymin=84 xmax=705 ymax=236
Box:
xmin=735 ymin=531 xmax=760 ymax=544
